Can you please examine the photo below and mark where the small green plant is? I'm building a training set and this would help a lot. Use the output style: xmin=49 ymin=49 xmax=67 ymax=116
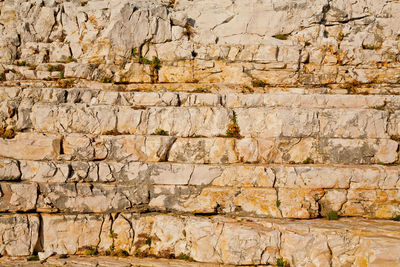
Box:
xmin=145 ymin=237 xmax=152 ymax=246
xmin=108 ymin=230 xmax=118 ymax=239
xmin=17 ymin=61 xmax=27 ymax=66
xmin=226 ymin=111 xmax=242 ymax=138
xmin=177 ymin=253 xmax=194 ymax=261
xmin=327 ymin=211 xmax=339 ymax=220
xmin=139 ymin=57 xmax=152 ymax=65
xmin=393 ymin=215 xmax=400 ymax=221
xmin=362 ymin=44 xmax=376 ymax=50
xmin=131 ymin=48 xmax=137 ymax=57
xmin=152 ymin=128 xmax=169 ymax=136
xmin=276 ymin=257 xmax=289 ymax=267
xmin=276 ymin=200 xmax=281 ymax=208
xmin=59 ymin=70 xmax=65 ymax=79
xmin=139 ymin=56 xmax=162 ymax=70
xmin=0 ymin=72 xmax=5 ymax=81
xmin=101 ymin=77 xmax=112 ymax=83
xmin=134 ymin=249 xmax=149 ymax=258
xmin=107 ymin=248 xmax=129 ymax=257
xmin=302 ymin=157 xmax=314 ymax=164
xmin=0 ymin=127 xmax=16 ymax=139
xmin=105 ymin=245 xmax=129 ymax=257
xmin=273 ymin=34 xmax=289 ymax=40
xmin=193 ymin=87 xmax=209 ymax=93
xmin=65 ymin=56 xmax=77 ymax=63
xmin=151 ymin=56 xmax=161 ymax=70
xmin=252 ymin=80 xmax=267 ymax=88
xmin=48 ymin=64 xmax=64 ymax=72
xmin=57 ymin=79 xmax=75 ymax=88
xmin=83 ymin=247 xmax=98 ymax=256
xmin=27 ymin=255 xmax=39 ymax=261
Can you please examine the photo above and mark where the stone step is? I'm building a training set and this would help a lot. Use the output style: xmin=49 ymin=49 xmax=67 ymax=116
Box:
xmin=3 ymin=86 xmax=400 ymax=108
xmin=0 ymin=256 xmax=232 ymax=267
xmin=1 ymin=159 xmax=399 ymax=219
xmin=27 ymin=103 xmax=395 ymax=139
xmin=0 ymin=133 xmax=398 ymax=164
xmin=1 ymin=182 xmax=398 ymax=219
xmin=2 ymin=213 xmax=399 ymax=266
xmin=3 ymin=79 xmax=400 ymax=95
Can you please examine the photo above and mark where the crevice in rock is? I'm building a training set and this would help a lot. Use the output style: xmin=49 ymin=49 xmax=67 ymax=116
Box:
xmin=34 ymin=213 xmax=44 ymax=254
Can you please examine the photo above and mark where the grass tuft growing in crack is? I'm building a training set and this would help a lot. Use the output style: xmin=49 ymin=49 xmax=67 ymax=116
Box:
xmin=302 ymin=157 xmax=314 ymax=164
xmin=0 ymin=127 xmax=16 ymax=139
xmin=252 ymin=80 xmax=267 ymax=88
xmin=48 ymin=64 xmax=64 ymax=72
xmin=152 ymin=128 xmax=169 ymax=136
xmin=27 ymin=255 xmax=39 ymax=261
xmin=82 ymin=246 xmax=98 ymax=256
xmin=176 ymin=253 xmax=194 ymax=261
xmin=327 ymin=211 xmax=339 ymax=220
xmin=273 ymin=34 xmax=289 ymax=40
xmin=226 ymin=111 xmax=242 ymax=138
xmin=276 ymin=257 xmax=290 ymax=267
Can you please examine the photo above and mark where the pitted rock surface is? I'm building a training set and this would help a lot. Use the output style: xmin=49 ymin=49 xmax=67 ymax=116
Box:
xmin=0 ymin=1 xmax=400 ymax=266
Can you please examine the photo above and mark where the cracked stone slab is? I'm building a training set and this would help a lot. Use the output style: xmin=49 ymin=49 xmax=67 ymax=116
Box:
xmin=0 ymin=133 xmax=60 ymax=161
xmin=0 ymin=159 xmax=20 ymax=181
xmin=0 ymin=255 xmax=234 ymax=267
xmin=41 ymin=213 xmax=400 ymax=266
xmin=0 ymin=214 xmax=39 ymax=256
xmin=0 ymin=183 xmax=37 ymax=212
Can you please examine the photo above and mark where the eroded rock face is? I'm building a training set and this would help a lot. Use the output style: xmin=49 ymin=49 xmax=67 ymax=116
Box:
xmin=39 ymin=213 xmax=400 ymax=266
xmin=0 ymin=0 xmax=399 ymax=86
xmin=0 ymin=214 xmax=39 ymax=256
xmin=0 ymin=1 xmax=400 ymax=265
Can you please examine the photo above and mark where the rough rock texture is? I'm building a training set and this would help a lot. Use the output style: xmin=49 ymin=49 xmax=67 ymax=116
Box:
xmin=0 ymin=256 xmax=232 ymax=267
xmin=38 ymin=214 xmax=400 ymax=266
xmin=0 ymin=0 xmax=399 ymax=87
xmin=1 ymin=1 xmax=400 ymax=266
xmin=0 ymin=214 xmax=39 ymax=256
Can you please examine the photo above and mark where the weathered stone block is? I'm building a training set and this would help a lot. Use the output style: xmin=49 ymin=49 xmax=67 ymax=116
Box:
xmin=236 ymin=108 xmax=319 ymax=138
xmin=0 ymin=214 xmax=39 ymax=256
xmin=319 ymin=109 xmax=388 ymax=138
xmin=0 ymin=133 xmax=60 ymax=160
xmin=0 ymin=183 xmax=37 ymax=212
xmin=106 ymin=135 xmax=176 ymax=162
xmin=278 ymin=188 xmax=324 ymax=219
xmin=234 ymin=188 xmax=280 ymax=217
xmin=0 ymin=159 xmax=20 ymax=181
xmin=149 ymin=185 xmax=238 ymax=213
xmin=42 ymin=214 xmax=107 ymax=255
xmin=37 ymin=183 xmax=149 ymax=213
xmin=168 ymin=138 xmax=238 ymax=164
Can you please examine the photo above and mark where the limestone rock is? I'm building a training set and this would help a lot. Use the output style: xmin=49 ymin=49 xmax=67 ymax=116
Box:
xmin=0 ymin=183 xmax=37 ymax=212
xmin=0 ymin=159 xmax=20 ymax=181
xmin=0 ymin=214 xmax=39 ymax=256
xmin=0 ymin=133 xmax=60 ymax=161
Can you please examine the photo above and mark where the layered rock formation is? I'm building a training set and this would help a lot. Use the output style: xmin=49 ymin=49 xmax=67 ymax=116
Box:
xmin=0 ymin=0 xmax=400 ymax=266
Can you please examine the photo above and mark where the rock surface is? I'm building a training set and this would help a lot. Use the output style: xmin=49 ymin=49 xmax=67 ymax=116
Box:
xmin=0 ymin=0 xmax=399 ymax=86
xmin=0 ymin=0 xmax=399 ymax=266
